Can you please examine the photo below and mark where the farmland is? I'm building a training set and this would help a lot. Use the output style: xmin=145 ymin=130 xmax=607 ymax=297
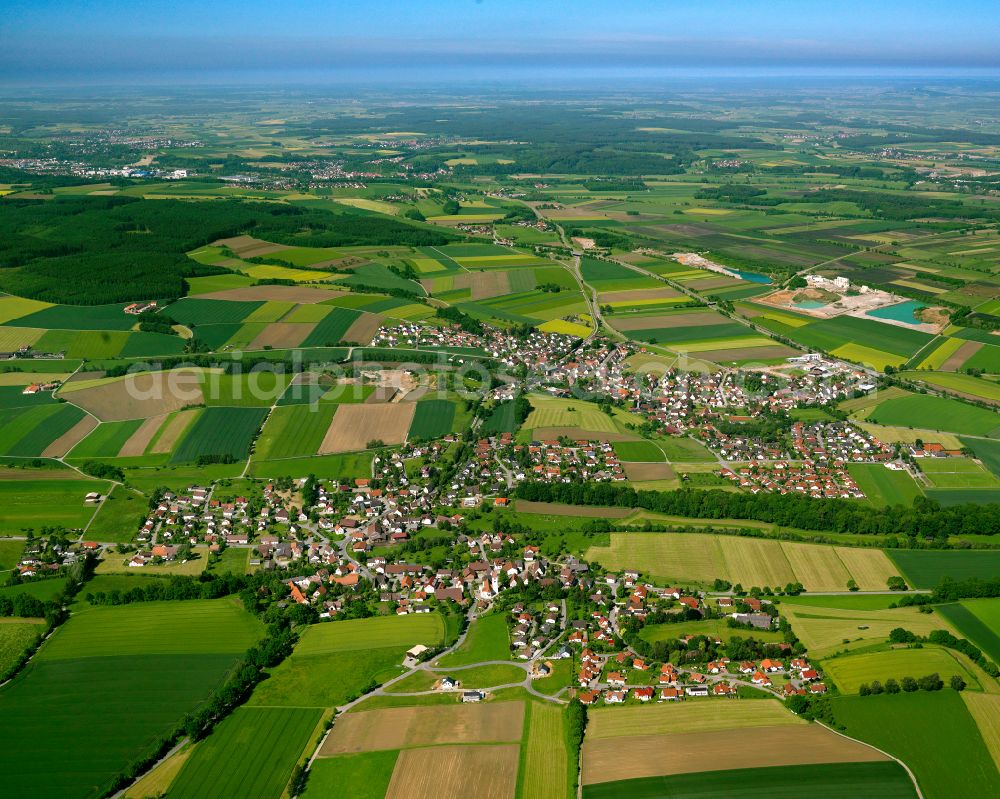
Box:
xmin=848 ymin=463 xmax=923 ymax=507
xmin=584 ymin=533 xmax=899 ymax=591
xmin=889 ymin=550 xmax=1000 ymax=588
xmin=0 ymin=618 xmax=45 ymax=678
xmin=166 ymin=707 xmax=323 ymax=799
xmin=169 ymin=406 xmax=268 ymax=464
xmin=248 ymin=614 xmax=446 ymax=708
xmin=833 ymin=692 xmax=1000 ymax=799
xmin=937 ymin=600 xmax=1000 ymax=664
xmin=519 ymin=702 xmax=571 ymax=799
xmin=0 ymin=599 xmax=262 ymax=799
xmin=302 ymin=751 xmax=399 ymax=799
xmin=437 ymin=612 xmax=510 ymax=667
xmin=823 ymin=647 xmax=980 ymax=693
xmin=384 ymin=744 xmax=520 ymax=799
xmin=0 ymin=478 xmax=108 ymax=534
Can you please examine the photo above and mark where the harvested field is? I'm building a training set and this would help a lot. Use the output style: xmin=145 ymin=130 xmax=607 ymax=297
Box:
xmin=465 ymin=271 xmax=511 ymax=300
xmin=385 ymin=744 xmax=519 ymax=799
xmin=213 ymin=234 xmax=288 ymax=258
xmin=341 ymin=312 xmax=384 ymax=345
xmin=117 ymin=413 xmax=169 ymax=457
xmin=530 ymin=426 xmax=636 ymax=442
xmin=247 ymin=322 xmax=315 ymax=349
xmin=149 ymin=409 xmax=200 ymax=454
xmin=320 ymin=702 xmax=524 ymax=755
xmin=695 ymin=344 xmax=799 ymax=362
xmin=835 ymin=547 xmax=900 ymax=589
xmin=198 ymin=285 xmax=346 ymax=303
xmin=612 ymin=311 xmax=724 ymax=331
xmin=586 ymin=699 xmax=800 ymax=740
xmin=624 ymin=462 xmax=675 ymax=481
xmin=515 ymin=500 xmax=633 ymax=518
xmin=585 ymin=533 xmax=897 ymax=591
xmin=687 ymin=275 xmax=740 ymax=290
xmin=66 ymin=372 xmax=203 ymax=421
xmin=319 ymin=402 xmax=415 ymax=453
xmin=41 ymin=415 xmax=97 ymax=457
xmin=942 ymin=340 xmax=982 ymax=371
xmin=582 ymin=725 xmax=887 ymax=785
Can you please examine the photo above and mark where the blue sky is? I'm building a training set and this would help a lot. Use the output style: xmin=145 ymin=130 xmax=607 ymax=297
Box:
xmin=2 ymin=0 xmax=998 ymax=84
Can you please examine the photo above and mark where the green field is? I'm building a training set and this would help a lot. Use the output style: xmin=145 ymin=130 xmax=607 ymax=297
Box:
xmin=583 ymin=762 xmax=917 ymax=799
xmin=868 ymin=395 xmax=1000 ymax=438
xmin=408 ymin=398 xmax=457 ymax=439
xmin=612 ymin=440 xmax=666 ymax=462
xmin=0 ymin=599 xmax=263 ymax=799
xmin=0 ymin=618 xmax=45 ymax=678
xmin=848 ymin=463 xmax=923 ymax=507
xmin=0 ymin=478 xmax=109 ymax=534
xmin=248 ymin=614 xmax=446 ymax=708
xmin=639 ymin=616 xmax=783 ymax=645
xmin=170 ymin=407 xmax=268 ymax=464
xmin=823 ymin=646 xmax=979 ymax=692
xmin=937 ymin=599 xmax=1000 ymax=664
xmin=437 ymin=612 xmax=510 ymax=667
xmin=84 ymin=485 xmax=146 ymax=542
xmin=301 ymin=750 xmax=399 ymax=799
xmin=833 ymin=692 xmax=1000 ymax=799
xmin=255 ymin=403 xmax=336 ymax=459
xmin=167 ymin=706 xmax=322 ymax=799
xmin=69 ymin=419 xmax=145 ymax=459
xmin=889 ymin=550 xmax=1000 ymax=588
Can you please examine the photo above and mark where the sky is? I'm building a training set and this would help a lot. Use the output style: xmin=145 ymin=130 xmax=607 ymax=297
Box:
xmin=2 ymin=0 xmax=999 ymax=85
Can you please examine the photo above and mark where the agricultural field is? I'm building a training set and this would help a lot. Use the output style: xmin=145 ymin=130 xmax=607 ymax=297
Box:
xmin=384 ymin=744 xmax=519 ymax=799
xmin=889 ymin=550 xmax=1000 ymax=589
xmin=437 ymin=612 xmax=510 ymax=667
xmin=781 ymin=602 xmax=957 ymax=659
xmin=408 ymin=398 xmax=458 ymax=439
xmin=166 ymin=706 xmax=323 ymax=799
xmin=318 ymin=402 xmax=415 ymax=453
xmin=847 ymin=463 xmax=924 ymax=507
xmin=584 ymin=533 xmax=899 ymax=591
xmin=302 ymin=751 xmax=399 ymax=799
xmin=937 ymin=599 xmax=1000 ymax=664
xmin=0 ymin=477 xmax=109 ymax=534
xmin=833 ymin=692 xmax=1000 ymax=799
xmin=582 ymin=763 xmax=917 ymax=799
xmin=169 ymin=406 xmax=268 ymax=464
xmin=0 ymin=599 xmax=263 ymax=799
xmin=0 ymin=618 xmax=45 ymax=678
xmin=319 ymin=702 xmax=524 ymax=754
xmin=84 ymin=485 xmax=147 ymax=542
xmin=581 ymin=700 xmax=888 ymax=789
xmin=639 ymin=616 xmax=783 ymax=645
xmin=822 ymin=647 xmax=980 ymax=693
xmin=867 ymin=394 xmax=1000 ymax=438
xmin=248 ymin=614 xmax=446 ymax=708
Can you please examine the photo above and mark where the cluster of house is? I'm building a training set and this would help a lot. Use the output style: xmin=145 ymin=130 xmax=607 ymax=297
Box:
xmin=123 ymin=301 xmax=157 ymax=315
xmin=21 ymin=380 xmax=61 ymax=395
xmin=372 ymin=322 xmax=577 ymax=372
xmin=717 ymin=421 xmax=892 ymax=498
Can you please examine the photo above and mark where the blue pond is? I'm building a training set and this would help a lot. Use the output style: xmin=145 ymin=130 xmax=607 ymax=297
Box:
xmin=730 ymin=269 xmax=773 ymax=284
xmin=867 ymin=300 xmax=926 ymax=324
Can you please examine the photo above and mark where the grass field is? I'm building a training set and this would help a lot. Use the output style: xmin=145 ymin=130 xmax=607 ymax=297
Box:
xmin=585 ymin=699 xmax=801 ymax=740
xmin=919 ymin=456 xmax=1000 ymax=488
xmin=248 ymin=614 xmax=446 ymax=709
xmin=523 ymin=395 xmax=626 ymax=434
xmin=783 ymin=603 xmax=961 ymax=659
xmin=869 ymin=394 xmax=1000 ymax=438
xmin=639 ymin=616 xmax=783 ymax=645
xmin=255 ymin=403 xmax=336 ymax=460
xmin=0 ymin=599 xmax=262 ymax=799
xmin=848 ymin=463 xmax=924 ymax=507
xmin=384 ymin=744 xmax=519 ymax=799
xmin=170 ymin=406 xmax=267 ymax=464
xmin=833 ymin=692 xmax=1000 ymax=799
xmin=612 ymin=440 xmax=666 ymax=462
xmin=901 ymin=370 xmax=1000 ymax=403
xmin=520 ymin=701 xmax=570 ymax=799
xmin=84 ymin=485 xmax=146 ymax=542
xmin=937 ymin=599 xmax=1000 ymax=664
xmin=167 ymin=706 xmax=323 ymax=799
xmin=583 ymin=763 xmax=917 ymax=799
xmin=408 ymin=399 xmax=458 ymax=439
xmin=889 ymin=550 xmax=1000 ymax=588
xmin=0 ymin=618 xmax=44 ymax=677
xmin=302 ymin=751 xmax=399 ymax=799
xmin=823 ymin=646 xmax=979 ymax=692
xmin=437 ymin=613 xmax=510 ymax=667
xmin=0 ymin=478 xmax=108 ymax=534
xmin=584 ymin=533 xmax=898 ymax=591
